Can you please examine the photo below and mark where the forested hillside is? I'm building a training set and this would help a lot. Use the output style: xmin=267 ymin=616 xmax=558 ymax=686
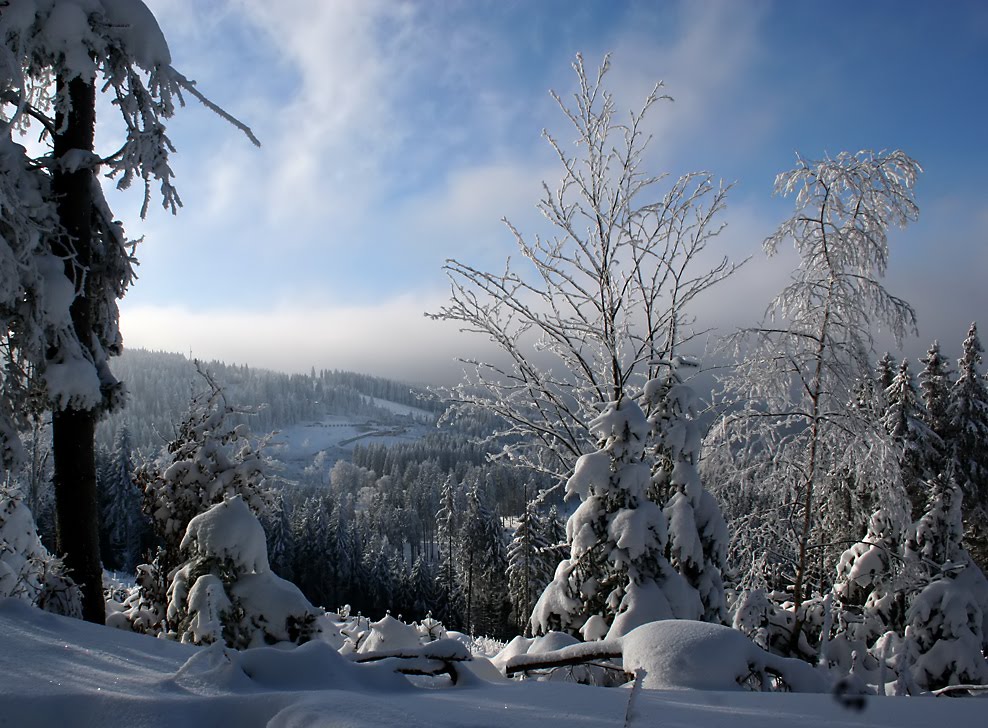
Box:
xmin=95 ymin=349 xmax=439 ymax=455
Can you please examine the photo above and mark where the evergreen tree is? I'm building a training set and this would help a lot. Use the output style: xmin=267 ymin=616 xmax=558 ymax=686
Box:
xmin=876 ymin=352 xmax=897 ymax=397
xmin=0 ymin=483 xmax=80 ymax=616
xmin=434 ymin=476 xmax=463 ymax=627
xmin=458 ymin=485 xmax=508 ymax=636
xmin=506 ymin=495 xmax=553 ymax=634
xmin=645 ymin=358 xmax=728 ymax=624
xmin=409 ymin=554 xmax=437 ymax=621
xmin=918 ymin=340 xmax=953 ymax=448
xmin=531 ymin=398 xmax=700 ymax=639
xmin=135 ymin=368 xmax=273 ymax=623
xmin=261 ymin=493 xmax=293 ymax=580
xmin=166 ymin=497 xmax=320 ymax=648
xmin=0 ymin=0 xmax=257 ymax=622
xmin=830 ymin=508 xmax=903 ymax=661
xmin=898 ymin=476 xmax=988 ymax=691
xmin=947 ymin=323 xmax=988 ymax=565
xmin=883 ymin=359 xmax=941 ymax=519
xmin=98 ymin=426 xmax=143 ymax=572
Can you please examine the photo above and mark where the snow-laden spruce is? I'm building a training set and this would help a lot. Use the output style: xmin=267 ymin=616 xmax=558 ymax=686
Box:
xmin=164 ymin=495 xmax=322 ymax=648
xmin=823 ymin=474 xmax=988 ymax=693
xmin=644 ymin=358 xmax=728 ymax=623
xmin=98 ymin=425 xmax=142 ymax=572
xmin=530 ymin=397 xmax=700 ymax=639
xmin=506 ymin=493 xmax=557 ymax=634
xmin=947 ymin=323 xmax=988 ymax=564
xmin=883 ymin=358 xmax=941 ymax=520
xmin=130 ymin=369 xmax=274 ymax=630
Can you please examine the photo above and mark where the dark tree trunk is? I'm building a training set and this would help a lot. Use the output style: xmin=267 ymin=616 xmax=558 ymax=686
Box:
xmin=51 ymin=73 xmax=104 ymax=624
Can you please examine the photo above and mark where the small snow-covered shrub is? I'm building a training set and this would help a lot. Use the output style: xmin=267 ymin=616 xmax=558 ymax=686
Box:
xmin=0 ymin=485 xmax=80 ymax=616
xmin=136 ymin=369 xmax=272 ymax=562
xmin=902 ymin=565 xmax=988 ymax=691
xmin=166 ymin=496 xmax=322 ymax=648
xmin=731 ymin=588 xmax=819 ymax=661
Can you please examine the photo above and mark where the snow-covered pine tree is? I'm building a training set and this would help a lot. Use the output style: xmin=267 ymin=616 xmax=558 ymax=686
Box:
xmin=285 ymin=494 xmax=330 ymax=606
xmin=828 ymin=509 xmax=903 ymax=669
xmin=409 ymin=554 xmax=437 ymax=621
xmin=946 ymin=323 xmax=988 ymax=566
xmin=883 ymin=359 xmax=941 ymax=520
xmin=644 ymin=358 xmax=728 ymax=624
xmin=876 ymin=353 xmax=897 ymax=399
xmin=458 ymin=485 xmax=508 ymax=636
xmin=507 ymin=494 xmax=553 ymax=634
xmin=898 ymin=475 xmax=988 ymax=691
xmin=918 ymin=341 xmax=953 ymax=449
xmin=530 ymin=398 xmax=700 ymax=640
xmin=0 ymin=0 xmax=258 ymax=622
xmin=166 ymin=496 xmax=321 ymax=648
xmin=261 ymin=492 xmax=293 ymax=581
xmin=903 ymin=474 xmax=966 ymax=570
xmin=135 ymin=367 xmax=273 ymax=620
xmin=99 ymin=425 xmax=143 ymax=572
xmin=435 ymin=475 xmax=463 ymax=628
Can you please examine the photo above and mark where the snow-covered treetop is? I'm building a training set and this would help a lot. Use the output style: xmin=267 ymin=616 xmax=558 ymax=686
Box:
xmin=181 ymin=495 xmax=270 ymax=575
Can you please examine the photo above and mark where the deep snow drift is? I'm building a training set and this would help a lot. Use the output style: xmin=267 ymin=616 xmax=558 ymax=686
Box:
xmin=0 ymin=599 xmax=983 ymax=728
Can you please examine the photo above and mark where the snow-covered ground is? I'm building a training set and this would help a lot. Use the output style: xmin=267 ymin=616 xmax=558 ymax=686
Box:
xmin=266 ymin=411 xmax=433 ymax=480
xmin=366 ymin=396 xmax=435 ymax=421
xmin=1 ymin=599 xmax=983 ymax=728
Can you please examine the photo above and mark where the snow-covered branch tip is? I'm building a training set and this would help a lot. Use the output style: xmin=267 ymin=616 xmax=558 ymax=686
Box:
xmin=171 ymin=71 xmax=260 ymax=148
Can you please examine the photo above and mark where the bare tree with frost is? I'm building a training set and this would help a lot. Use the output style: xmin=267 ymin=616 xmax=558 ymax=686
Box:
xmin=707 ymin=150 xmax=922 ymax=651
xmin=0 ymin=0 xmax=257 ymax=621
xmin=429 ymin=53 xmax=738 ymax=481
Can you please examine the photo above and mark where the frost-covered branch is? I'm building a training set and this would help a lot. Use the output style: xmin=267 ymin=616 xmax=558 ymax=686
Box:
xmin=429 ymin=54 xmax=740 ymax=480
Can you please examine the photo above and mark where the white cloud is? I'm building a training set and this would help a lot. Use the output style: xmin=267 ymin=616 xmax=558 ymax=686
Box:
xmin=119 ymin=292 xmax=492 ymax=385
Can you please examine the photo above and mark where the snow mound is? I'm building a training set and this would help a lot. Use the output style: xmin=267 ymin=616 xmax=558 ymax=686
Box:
xmin=621 ymin=620 xmax=828 ymax=692
xmin=181 ymin=495 xmax=270 ymax=573
xmin=359 ymin=614 xmax=422 ymax=653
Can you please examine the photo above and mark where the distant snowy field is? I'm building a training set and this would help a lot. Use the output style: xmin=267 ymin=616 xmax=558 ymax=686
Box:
xmin=266 ymin=408 xmax=434 ymax=478
xmin=1 ymin=600 xmax=983 ymax=728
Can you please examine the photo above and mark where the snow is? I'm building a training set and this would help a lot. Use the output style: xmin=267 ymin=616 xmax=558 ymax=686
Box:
xmin=41 ymin=1 xmax=98 ymax=79
xmin=100 ymin=0 xmax=171 ymax=68
xmin=42 ymin=355 xmax=103 ymax=410
xmin=267 ymin=414 xmax=432 ymax=480
xmin=366 ymin=396 xmax=434 ymax=421
xmin=37 ymin=254 xmax=74 ymax=327
xmin=621 ymin=619 xmax=825 ymax=692
xmin=1 ymin=599 xmax=986 ymax=728
xmin=181 ymin=495 xmax=270 ymax=574
xmin=564 ymin=450 xmax=610 ymax=501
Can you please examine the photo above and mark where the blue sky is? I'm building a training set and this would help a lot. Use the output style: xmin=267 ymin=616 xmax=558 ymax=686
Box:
xmin=115 ymin=0 xmax=988 ymax=383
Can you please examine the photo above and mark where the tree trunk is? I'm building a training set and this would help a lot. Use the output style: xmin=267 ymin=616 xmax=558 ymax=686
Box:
xmin=51 ymin=73 xmax=104 ymax=624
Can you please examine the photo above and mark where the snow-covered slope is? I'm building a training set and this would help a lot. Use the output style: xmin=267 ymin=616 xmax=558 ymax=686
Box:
xmin=266 ymin=413 xmax=432 ymax=479
xmin=1 ymin=599 xmax=984 ymax=728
